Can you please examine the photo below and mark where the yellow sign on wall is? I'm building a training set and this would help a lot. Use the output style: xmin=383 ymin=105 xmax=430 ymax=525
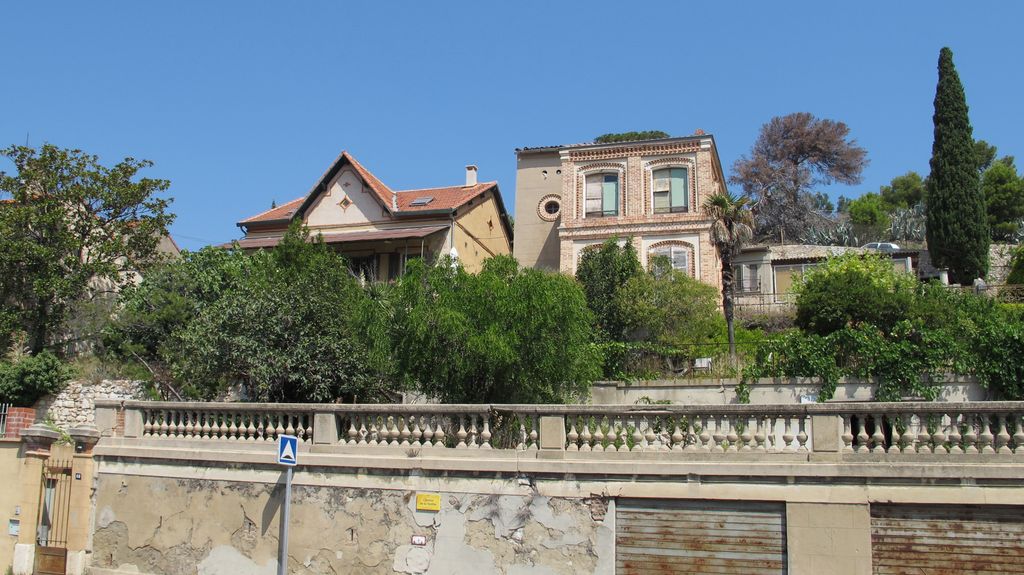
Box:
xmin=415 ymin=493 xmax=441 ymax=512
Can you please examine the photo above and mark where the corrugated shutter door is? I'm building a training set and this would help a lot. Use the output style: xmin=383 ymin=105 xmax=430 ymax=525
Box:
xmin=871 ymin=504 xmax=1024 ymax=575
xmin=616 ymin=499 xmax=788 ymax=574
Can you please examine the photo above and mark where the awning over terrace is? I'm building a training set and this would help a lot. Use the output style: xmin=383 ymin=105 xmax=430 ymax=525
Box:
xmin=224 ymin=225 xmax=449 ymax=249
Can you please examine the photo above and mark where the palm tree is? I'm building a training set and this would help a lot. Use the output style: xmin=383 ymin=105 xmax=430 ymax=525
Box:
xmin=704 ymin=192 xmax=755 ymax=358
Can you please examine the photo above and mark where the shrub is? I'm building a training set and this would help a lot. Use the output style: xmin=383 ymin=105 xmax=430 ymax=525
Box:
xmin=794 ymin=253 xmax=917 ymax=335
xmin=0 ymin=351 xmax=73 ymax=406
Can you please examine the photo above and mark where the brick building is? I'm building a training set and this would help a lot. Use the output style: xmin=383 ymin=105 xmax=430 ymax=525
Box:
xmin=512 ymin=134 xmax=729 ymax=290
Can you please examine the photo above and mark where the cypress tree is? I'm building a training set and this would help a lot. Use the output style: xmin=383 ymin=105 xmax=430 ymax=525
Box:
xmin=925 ymin=47 xmax=989 ymax=284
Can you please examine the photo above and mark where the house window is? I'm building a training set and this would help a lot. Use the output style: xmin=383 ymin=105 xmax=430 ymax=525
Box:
xmin=734 ymin=264 xmax=761 ymax=293
xmin=652 ymin=167 xmax=688 ymax=214
xmin=773 ymin=263 xmax=818 ymax=301
xmin=585 ymin=173 xmax=619 ymax=217
xmin=648 ymin=243 xmax=692 ymax=276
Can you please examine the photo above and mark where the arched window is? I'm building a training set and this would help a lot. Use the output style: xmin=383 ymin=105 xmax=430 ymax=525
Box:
xmin=585 ymin=172 xmax=619 ymax=217
xmin=648 ymin=241 xmax=694 ymax=276
xmin=652 ymin=167 xmax=689 ymax=214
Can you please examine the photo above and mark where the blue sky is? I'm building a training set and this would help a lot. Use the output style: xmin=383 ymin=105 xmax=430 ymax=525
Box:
xmin=3 ymin=2 xmax=1022 ymax=250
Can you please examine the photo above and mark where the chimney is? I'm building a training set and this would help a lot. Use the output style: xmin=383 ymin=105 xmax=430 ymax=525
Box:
xmin=465 ymin=165 xmax=478 ymax=187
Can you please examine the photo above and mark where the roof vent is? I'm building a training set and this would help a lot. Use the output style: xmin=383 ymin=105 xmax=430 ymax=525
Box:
xmin=410 ymin=196 xmax=435 ymax=206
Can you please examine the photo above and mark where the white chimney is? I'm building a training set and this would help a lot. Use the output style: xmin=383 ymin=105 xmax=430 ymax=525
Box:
xmin=465 ymin=165 xmax=478 ymax=187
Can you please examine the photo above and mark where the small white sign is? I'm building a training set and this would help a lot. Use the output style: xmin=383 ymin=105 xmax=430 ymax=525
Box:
xmin=277 ymin=435 xmax=298 ymax=466
xmin=411 ymin=535 xmax=427 ymax=546
xmin=8 ymin=519 xmax=19 ymax=537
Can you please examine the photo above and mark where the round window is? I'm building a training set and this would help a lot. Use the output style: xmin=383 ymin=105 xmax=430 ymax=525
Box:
xmin=544 ymin=200 xmax=560 ymax=215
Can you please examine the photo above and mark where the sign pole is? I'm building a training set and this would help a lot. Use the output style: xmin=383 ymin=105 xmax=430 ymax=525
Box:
xmin=275 ymin=434 xmax=297 ymax=575
xmin=278 ymin=465 xmax=292 ymax=575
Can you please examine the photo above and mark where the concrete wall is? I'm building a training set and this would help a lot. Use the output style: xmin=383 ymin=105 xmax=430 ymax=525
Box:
xmin=589 ymin=375 xmax=990 ymax=405
xmin=453 ymin=190 xmax=512 ymax=272
xmin=91 ymin=471 xmax=608 ymax=575
xmin=512 ymin=152 xmax=563 ymax=271
xmin=0 ymin=441 xmax=24 ymax=572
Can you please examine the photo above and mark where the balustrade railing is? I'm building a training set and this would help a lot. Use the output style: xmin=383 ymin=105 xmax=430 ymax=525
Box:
xmin=96 ymin=400 xmax=1024 ymax=457
xmin=138 ymin=403 xmax=315 ymax=443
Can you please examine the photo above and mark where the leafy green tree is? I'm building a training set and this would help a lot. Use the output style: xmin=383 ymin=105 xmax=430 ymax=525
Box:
xmin=811 ymin=192 xmax=835 ymax=214
xmin=847 ymin=193 xmax=891 ymax=227
xmin=391 ymin=255 xmax=600 ymax=403
xmin=974 ymin=139 xmax=998 ymax=174
xmin=981 ymin=159 xmax=1024 ymax=241
xmin=794 ymin=253 xmax=917 ymax=336
xmin=0 ymin=144 xmax=174 ymax=354
xmin=1008 ymin=245 xmax=1024 ymax=285
xmin=615 ymin=267 xmax=722 ymax=348
xmin=879 ymin=171 xmax=926 ymax=209
xmin=104 ymin=247 xmax=247 ymax=371
xmin=166 ymin=224 xmax=387 ymax=401
xmin=705 ymin=192 xmax=754 ymax=356
xmin=594 ymin=131 xmax=670 ymax=144
xmin=925 ymin=47 xmax=989 ymax=284
xmin=575 ymin=238 xmax=643 ymax=340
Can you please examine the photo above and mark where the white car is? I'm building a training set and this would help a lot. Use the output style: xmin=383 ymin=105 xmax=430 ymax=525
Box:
xmin=862 ymin=242 xmax=900 ymax=252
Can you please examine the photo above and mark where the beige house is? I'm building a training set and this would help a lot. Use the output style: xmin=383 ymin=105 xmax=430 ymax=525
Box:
xmin=513 ymin=134 xmax=729 ymax=290
xmin=232 ymin=151 xmax=512 ymax=279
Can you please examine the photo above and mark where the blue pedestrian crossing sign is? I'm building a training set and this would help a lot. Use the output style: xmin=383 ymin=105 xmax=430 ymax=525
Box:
xmin=277 ymin=435 xmax=298 ymax=466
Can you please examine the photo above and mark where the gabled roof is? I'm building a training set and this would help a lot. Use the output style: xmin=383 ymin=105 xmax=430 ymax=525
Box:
xmin=237 ymin=151 xmax=503 ymax=227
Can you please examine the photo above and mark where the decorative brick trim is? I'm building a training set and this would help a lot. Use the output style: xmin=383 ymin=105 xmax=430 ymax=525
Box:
xmin=575 ymin=163 xmax=626 ymax=221
xmin=647 ymin=239 xmax=696 ymax=277
xmin=643 ymin=157 xmax=698 ymax=215
xmin=536 ymin=194 xmax=563 ymax=222
xmin=568 ymin=141 xmax=702 ymax=162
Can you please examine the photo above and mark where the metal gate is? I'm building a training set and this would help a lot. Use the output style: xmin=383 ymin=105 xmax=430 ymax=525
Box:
xmin=616 ymin=499 xmax=788 ymax=574
xmin=35 ymin=458 xmax=73 ymax=575
xmin=871 ymin=504 xmax=1024 ymax=575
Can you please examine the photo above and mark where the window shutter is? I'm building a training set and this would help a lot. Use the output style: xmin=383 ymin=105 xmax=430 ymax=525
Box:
xmin=602 ymin=175 xmax=618 ymax=215
xmin=653 ymin=191 xmax=669 ymax=211
xmin=586 ymin=175 xmax=602 ymax=215
xmin=653 ymin=170 xmax=671 ymax=192
xmin=670 ymin=168 xmax=688 ymax=208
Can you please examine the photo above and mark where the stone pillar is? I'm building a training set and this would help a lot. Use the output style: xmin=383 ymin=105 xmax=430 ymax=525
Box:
xmin=65 ymin=425 xmax=100 ymax=575
xmin=810 ymin=414 xmax=843 ymax=453
xmin=313 ymin=413 xmax=339 ymax=445
xmin=786 ymin=502 xmax=871 ymax=575
xmin=12 ymin=424 xmax=59 ymax=575
xmin=538 ymin=416 xmax=566 ymax=450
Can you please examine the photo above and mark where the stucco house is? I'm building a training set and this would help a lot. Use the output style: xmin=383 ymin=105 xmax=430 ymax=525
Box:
xmin=513 ymin=134 xmax=729 ymax=290
xmin=733 ymin=244 xmax=917 ymax=304
xmin=231 ymin=151 xmax=512 ymax=279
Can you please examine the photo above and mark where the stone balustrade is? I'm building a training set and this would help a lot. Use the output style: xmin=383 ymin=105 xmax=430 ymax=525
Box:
xmin=95 ymin=400 xmax=1024 ymax=457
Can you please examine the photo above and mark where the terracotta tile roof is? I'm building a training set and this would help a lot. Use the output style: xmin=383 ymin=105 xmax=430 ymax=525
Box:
xmin=237 ymin=151 xmax=500 ymax=225
xmin=395 ymin=182 xmax=497 ymax=212
xmin=224 ymin=225 xmax=449 ymax=249
xmin=238 ymin=197 xmax=305 ymax=224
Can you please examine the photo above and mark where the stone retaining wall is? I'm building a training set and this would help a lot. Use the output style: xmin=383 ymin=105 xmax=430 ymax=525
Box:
xmin=35 ymin=379 xmax=146 ymax=431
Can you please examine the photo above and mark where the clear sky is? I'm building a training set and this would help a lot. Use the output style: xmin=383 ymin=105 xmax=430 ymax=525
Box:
xmin=3 ymin=2 xmax=1022 ymax=250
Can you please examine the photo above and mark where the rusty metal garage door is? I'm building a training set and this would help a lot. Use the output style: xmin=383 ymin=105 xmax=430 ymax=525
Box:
xmin=871 ymin=504 xmax=1024 ymax=575
xmin=616 ymin=499 xmax=788 ymax=574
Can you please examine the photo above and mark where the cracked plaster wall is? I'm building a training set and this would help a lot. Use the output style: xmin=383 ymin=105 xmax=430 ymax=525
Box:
xmin=91 ymin=473 xmax=609 ymax=575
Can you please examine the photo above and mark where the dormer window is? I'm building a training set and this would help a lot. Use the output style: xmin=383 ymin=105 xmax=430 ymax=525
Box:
xmin=585 ymin=173 xmax=619 ymax=217
xmin=652 ymin=168 xmax=689 ymax=214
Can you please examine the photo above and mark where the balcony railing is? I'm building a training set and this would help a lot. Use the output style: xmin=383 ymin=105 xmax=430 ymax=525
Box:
xmin=96 ymin=400 xmax=1024 ymax=457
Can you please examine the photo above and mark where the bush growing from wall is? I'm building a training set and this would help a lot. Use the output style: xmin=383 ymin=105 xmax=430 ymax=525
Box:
xmin=0 ymin=350 xmax=74 ymax=406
